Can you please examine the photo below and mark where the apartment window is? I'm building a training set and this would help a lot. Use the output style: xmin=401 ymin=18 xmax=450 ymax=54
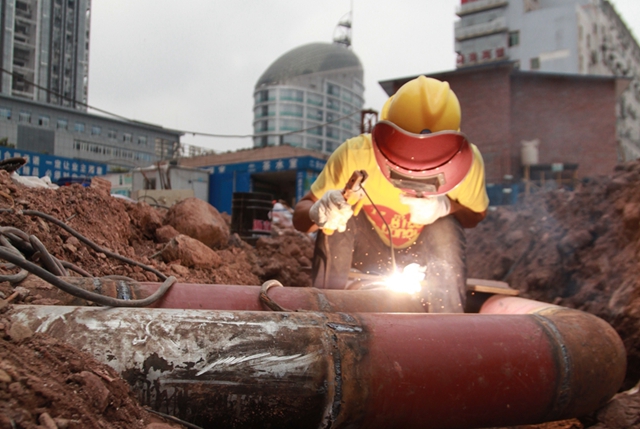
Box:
xmin=254 ymin=119 xmax=275 ymax=133
xmin=307 ymin=93 xmax=323 ymax=106
xmin=57 ymin=118 xmax=68 ymax=129
xmin=306 ymin=138 xmax=323 ymax=151
xmin=279 ymin=118 xmax=302 ymax=131
xmin=327 ymin=98 xmax=340 ymax=112
xmin=255 ymin=89 xmax=275 ymax=103
xmin=107 ymin=129 xmax=117 ymax=139
xmin=137 ymin=135 xmax=147 ymax=145
xmin=91 ymin=125 xmax=102 ymax=135
xmin=255 ymin=104 xmax=276 ymax=118
xmin=19 ymin=111 xmax=31 ymax=123
xmin=307 ymin=108 xmax=323 ymax=121
xmin=326 ymin=126 xmax=340 ymax=139
xmin=279 ymin=103 xmax=303 ymax=117
xmin=508 ymin=31 xmax=519 ymax=47
xmin=282 ymin=134 xmax=303 ymax=147
xmin=37 ymin=115 xmax=50 ymax=126
xmin=327 ymin=83 xmax=340 ymax=97
xmin=255 ymin=135 xmax=277 ymax=147
xmin=123 ymin=133 xmax=132 ymax=142
xmin=279 ymin=88 xmax=303 ymax=102
xmin=0 ymin=107 xmax=11 ymax=120
xmin=74 ymin=122 xmax=85 ymax=132
xmin=530 ymin=57 xmax=540 ymax=70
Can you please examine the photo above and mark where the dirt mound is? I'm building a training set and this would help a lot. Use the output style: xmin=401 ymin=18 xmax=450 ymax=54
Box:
xmin=0 ymin=170 xmax=313 ymax=288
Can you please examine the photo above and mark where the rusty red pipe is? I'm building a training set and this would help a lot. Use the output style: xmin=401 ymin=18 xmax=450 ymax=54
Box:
xmin=33 ymin=277 xmax=427 ymax=313
xmin=8 ymin=295 xmax=625 ymax=429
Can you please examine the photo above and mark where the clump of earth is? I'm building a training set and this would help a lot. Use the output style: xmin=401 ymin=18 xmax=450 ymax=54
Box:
xmin=2 ymin=159 xmax=640 ymax=429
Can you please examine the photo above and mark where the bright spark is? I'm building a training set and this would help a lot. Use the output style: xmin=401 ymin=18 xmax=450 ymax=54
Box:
xmin=385 ymin=263 xmax=425 ymax=294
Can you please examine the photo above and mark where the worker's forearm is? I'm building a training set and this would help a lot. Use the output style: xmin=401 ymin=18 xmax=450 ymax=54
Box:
xmin=449 ymin=198 xmax=487 ymax=228
xmin=292 ymin=199 xmax=319 ymax=233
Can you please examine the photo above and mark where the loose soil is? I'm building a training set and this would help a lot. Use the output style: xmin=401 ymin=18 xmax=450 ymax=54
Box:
xmin=2 ymin=159 xmax=640 ymax=428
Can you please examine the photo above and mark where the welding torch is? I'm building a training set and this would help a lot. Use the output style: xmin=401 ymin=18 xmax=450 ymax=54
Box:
xmin=322 ymin=169 xmax=368 ymax=236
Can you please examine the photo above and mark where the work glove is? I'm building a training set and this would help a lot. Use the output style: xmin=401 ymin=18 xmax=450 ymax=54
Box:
xmin=400 ymin=194 xmax=451 ymax=226
xmin=309 ymin=190 xmax=354 ymax=233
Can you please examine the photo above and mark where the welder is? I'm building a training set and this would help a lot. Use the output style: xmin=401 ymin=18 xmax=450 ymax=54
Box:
xmin=292 ymin=76 xmax=489 ymax=313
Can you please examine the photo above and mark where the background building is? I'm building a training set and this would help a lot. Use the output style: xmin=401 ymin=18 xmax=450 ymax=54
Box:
xmin=0 ymin=93 xmax=183 ymax=171
xmin=454 ymin=0 xmax=640 ymax=160
xmin=252 ymin=40 xmax=365 ymax=154
xmin=0 ymin=0 xmax=91 ymax=110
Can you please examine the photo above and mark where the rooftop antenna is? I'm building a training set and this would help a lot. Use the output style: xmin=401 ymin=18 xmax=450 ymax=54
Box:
xmin=333 ymin=1 xmax=353 ymax=48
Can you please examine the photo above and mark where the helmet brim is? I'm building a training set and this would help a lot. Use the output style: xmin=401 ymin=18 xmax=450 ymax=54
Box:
xmin=372 ymin=120 xmax=474 ymax=197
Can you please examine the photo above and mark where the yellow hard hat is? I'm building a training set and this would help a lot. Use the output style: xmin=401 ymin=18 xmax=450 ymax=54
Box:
xmin=380 ymin=76 xmax=461 ymax=134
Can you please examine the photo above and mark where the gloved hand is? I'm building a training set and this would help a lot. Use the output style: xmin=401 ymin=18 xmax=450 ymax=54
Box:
xmin=309 ymin=190 xmax=354 ymax=233
xmin=400 ymin=194 xmax=451 ymax=225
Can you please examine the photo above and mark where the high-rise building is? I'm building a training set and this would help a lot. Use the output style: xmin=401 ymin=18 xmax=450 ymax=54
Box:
xmin=454 ymin=0 xmax=640 ymax=160
xmin=253 ymin=34 xmax=365 ymax=154
xmin=0 ymin=0 xmax=91 ymax=111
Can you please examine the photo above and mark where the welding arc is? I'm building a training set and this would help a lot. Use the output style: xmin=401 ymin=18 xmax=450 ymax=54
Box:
xmin=0 ymin=246 xmax=176 ymax=307
xmin=321 ymin=178 xmax=397 ymax=289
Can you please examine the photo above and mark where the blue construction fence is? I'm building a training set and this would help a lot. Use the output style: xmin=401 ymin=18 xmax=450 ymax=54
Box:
xmin=0 ymin=147 xmax=107 ymax=183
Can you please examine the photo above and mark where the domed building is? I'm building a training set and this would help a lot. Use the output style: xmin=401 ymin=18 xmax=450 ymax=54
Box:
xmin=253 ymin=41 xmax=365 ymax=154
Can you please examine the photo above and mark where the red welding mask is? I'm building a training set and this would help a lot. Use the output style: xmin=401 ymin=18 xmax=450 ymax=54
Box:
xmin=372 ymin=120 xmax=473 ymax=197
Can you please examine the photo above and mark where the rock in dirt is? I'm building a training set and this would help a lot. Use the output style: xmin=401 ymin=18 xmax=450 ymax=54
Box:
xmin=160 ymin=234 xmax=223 ymax=269
xmin=164 ymin=197 xmax=229 ymax=248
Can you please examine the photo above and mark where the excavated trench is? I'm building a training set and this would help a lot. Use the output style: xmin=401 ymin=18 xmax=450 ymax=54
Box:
xmin=2 ymin=162 xmax=640 ymax=428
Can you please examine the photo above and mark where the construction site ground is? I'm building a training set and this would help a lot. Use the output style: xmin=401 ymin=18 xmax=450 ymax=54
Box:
xmin=2 ymin=159 xmax=640 ymax=428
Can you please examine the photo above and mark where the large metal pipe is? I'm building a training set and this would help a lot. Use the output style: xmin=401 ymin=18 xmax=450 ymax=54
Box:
xmin=8 ymin=296 xmax=625 ymax=429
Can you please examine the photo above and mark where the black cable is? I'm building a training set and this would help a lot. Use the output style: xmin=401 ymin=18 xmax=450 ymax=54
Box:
xmin=29 ymin=235 xmax=67 ymax=276
xmin=1 ymin=208 xmax=168 ymax=281
xmin=0 ymin=212 xmax=176 ymax=306
xmin=0 ymin=247 xmax=176 ymax=307
xmin=60 ymin=260 xmax=93 ymax=278
xmin=259 ymin=279 xmax=293 ymax=312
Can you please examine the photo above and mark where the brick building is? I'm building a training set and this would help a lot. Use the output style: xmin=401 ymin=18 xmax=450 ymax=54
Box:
xmin=379 ymin=61 xmax=626 ymax=186
xmin=454 ymin=0 xmax=640 ymax=161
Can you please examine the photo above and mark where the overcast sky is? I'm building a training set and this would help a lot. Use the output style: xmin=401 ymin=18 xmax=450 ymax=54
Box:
xmin=88 ymin=0 xmax=640 ymax=154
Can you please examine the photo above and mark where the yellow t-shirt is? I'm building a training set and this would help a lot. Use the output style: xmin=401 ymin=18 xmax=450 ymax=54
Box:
xmin=310 ymin=134 xmax=489 ymax=249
